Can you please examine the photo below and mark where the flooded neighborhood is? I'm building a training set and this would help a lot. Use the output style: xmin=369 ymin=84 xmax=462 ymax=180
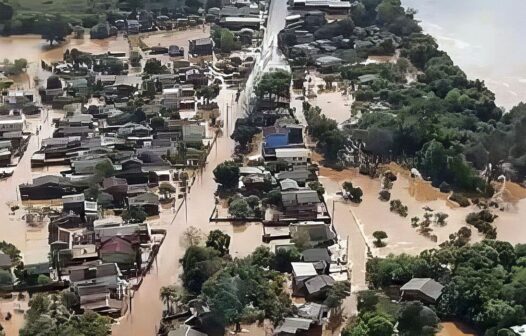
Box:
xmin=1 ymin=0 xmax=526 ymax=336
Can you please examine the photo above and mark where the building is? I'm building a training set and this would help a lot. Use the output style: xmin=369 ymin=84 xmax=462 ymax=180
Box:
xmin=128 ymin=192 xmax=159 ymax=216
xmin=400 ymin=278 xmax=444 ymax=304
xmin=19 ymin=175 xmax=83 ymax=200
xmin=189 ymin=38 xmax=213 ymax=56
xmin=219 ymin=17 xmax=261 ymax=30
xmin=0 ymin=115 xmax=24 ymax=135
xmin=275 ymin=148 xmax=310 ymax=166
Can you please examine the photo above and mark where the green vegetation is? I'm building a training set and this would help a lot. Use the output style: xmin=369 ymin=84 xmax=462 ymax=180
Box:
xmin=19 ymin=293 xmax=111 ymax=336
xmin=179 ymin=234 xmax=294 ymax=332
xmin=212 ymin=27 xmax=241 ymax=54
xmin=342 ymin=181 xmax=364 ymax=202
xmin=366 ymin=240 xmax=526 ymax=334
xmin=372 ymin=231 xmax=387 ymax=247
xmin=1 ymin=58 xmax=28 ymax=76
xmin=304 ymin=104 xmax=346 ymax=162
xmin=255 ymin=70 xmax=292 ymax=107
xmin=213 ymin=161 xmax=240 ymax=189
xmin=121 ymin=206 xmax=147 ymax=223
xmin=389 ymin=199 xmax=408 ymax=217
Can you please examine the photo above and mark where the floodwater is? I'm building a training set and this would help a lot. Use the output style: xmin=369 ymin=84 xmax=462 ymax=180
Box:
xmin=402 ymin=0 xmax=526 ymax=109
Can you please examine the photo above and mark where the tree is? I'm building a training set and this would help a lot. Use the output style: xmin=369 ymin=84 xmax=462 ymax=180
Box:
xmin=206 ymin=230 xmax=231 ymax=256
xmin=367 ymin=315 xmax=394 ymax=336
xmin=159 ymin=182 xmax=176 ymax=199
xmin=255 ymin=70 xmax=291 ymax=107
xmin=0 ymin=2 xmax=14 ymax=21
xmin=39 ymin=15 xmax=69 ymax=46
xmin=231 ymin=125 xmax=260 ymax=149
xmin=398 ymin=301 xmax=439 ymax=336
xmin=251 ymin=246 xmax=275 ymax=268
xmin=143 ymin=58 xmax=165 ymax=74
xmin=0 ymin=270 xmax=13 ymax=285
xmin=263 ymin=189 xmax=282 ymax=207
xmin=197 ymin=84 xmax=220 ymax=105
xmin=350 ymin=187 xmax=363 ymax=203
xmin=373 ymin=231 xmax=388 ymax=247
xmin=213 ymin=161 xmax=240 ymax=189
xmin=185 ymin=0 xmax=201 ymax=13
xmin=308 ymin=181 xmax=325 ymax=199
xmin=273 ymin=247 xmax=301 ymax=273
xmin=324 ymin=281 xmax=351 ymax=309
xmin=182 ymin=226 xmax=203 ymax=247
xmin=121 ymin=206 xmax=147 ymax=223
xmin=357 ymin=291 xmax=379 ymax=313
xmin=95 ymin=160 xmax=115 ymax=179
xmin=229 ymin=198 xmax=253 ymax=218
xmin=181 ymin=246 xmax=223 ymax=294
xmin=160 ymin=285 xmax=181 ymax=314
xmin=37 ymin=274 xmax=52 ymax=285
xmin=150 ymin=116 xmax=166 ymax=131
xmin=220 ymin=29 xmax=236 ymax=53
xmin=0 ymin=241 xmax=21 ymax=264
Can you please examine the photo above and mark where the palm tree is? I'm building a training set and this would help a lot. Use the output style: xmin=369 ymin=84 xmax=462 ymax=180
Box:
xmin=160 ymin=286 xmax=181 ymax=315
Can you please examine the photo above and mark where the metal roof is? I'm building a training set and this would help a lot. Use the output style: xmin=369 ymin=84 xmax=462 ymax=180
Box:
xmin=400 ymin=278 xmax=444 ymax=301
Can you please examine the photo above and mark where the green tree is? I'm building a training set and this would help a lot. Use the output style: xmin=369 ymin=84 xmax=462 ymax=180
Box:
xmin=367 ymin=315 xmax=394 ymax=336
xmin=206 ymin=230 xmax=231 ymax=256
xmin=255 ymin=70 xmax=291 ymax=107
xmin=196 ymin=84 xmax=220 ymax=104
xmin=273 ymin=247 xmax=300 ymax=273
xmin=373 ymin=231 xmax=388 ymax=247
xmin=181 ymin=246 xmax=223 ymax=294
xmin=95 ymin=160 xmax=115 ymax=179
xmin=324 ymin=281 xmax=351 ymax=309
xmin=39 ymin=15 xmax=70 ymax=46
xmin=308 ymin=181 xmax=325 ymax=199
xmin=143 ymin=58 xmax=165 ymax=74
xmin=37 ymin=274 xmax=52 ymax=285
xmin=229 ymin=198 xmax=253 ymax=218
xmin=250 ymin=246 xmax=275 ymax=268
xmin=398 ymin=301 xmax=439 ymax=336
xmin=121 ymin=206 xmax=147 ymax=223
xmin=159 ymin=182 xmax=176 ymax=199
xmin=0 ymin=269 xmax=13 ymax=285
xmin=231 ymin=125 xmax=260 ymax=149
xmin=150 ymin=116 xmax=166 ymax=131
xmin=220 ymin=29 xmax=236 ymax=53
xmin=213 ymin=161 xmax=240 ymax=189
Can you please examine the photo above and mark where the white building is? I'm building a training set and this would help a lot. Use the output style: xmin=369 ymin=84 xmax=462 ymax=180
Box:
xmin=275 ymin=148 xmax=310 ymax=166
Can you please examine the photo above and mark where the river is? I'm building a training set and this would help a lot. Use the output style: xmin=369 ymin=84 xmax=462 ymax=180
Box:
xmin=402 ymin=0 xmax=526 ymax=109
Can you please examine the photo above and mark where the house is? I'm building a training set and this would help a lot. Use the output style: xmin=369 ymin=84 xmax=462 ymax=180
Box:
xmin=128 ymin=192 xmax=159 ymax=216
xmin=0 ymin=114 xmax=24 ymax=135
xmin=304 ymin=274 xmax=335 ymax=299
xmin=301 ymin=248 xmax=331 ymax=264
xmin=189 ymin=38 xmax=213 ymax=56
xmin=127 ymin=20 xmax=140 ymax=34
xmin=275 ymin=168 xmax=310 ymax=185
xmin=182 ymin=124 xmax=206 ymax=144
xmin=19 ymin=175 xmax=83 ymax=200
xmin=219 ymin=16 xmax=260 ymax=30
xmin=315 ymin=55 xmax=342 ymax=72
xmin=280 ymin=178 xmax=300 ymax=191
xmin=103 ymin=177 xmax=128 ymax=203
xmin=274 ymin=317 xmax=314 ymax=335
xmin=290 ymin=221 xmax=336 ymax=245
xmin=167 ymin=326 xmax=207 ymax=336
xmin=275 ymin=148 xmax=310 ymax=166
xmin=296 ymin=302 xmax=329 ymax=324
xmin=62 ymin=193 xmax=86 ymax=215
xmin=99 ymin=236 xmax=138 ymax=269
xmin=281 ymin=189 xmax=320 ymax=219
xmin=290 ymin=0 xmax=351 ymax=12
xmin=400 ymin=278 xmax=444 ymax=304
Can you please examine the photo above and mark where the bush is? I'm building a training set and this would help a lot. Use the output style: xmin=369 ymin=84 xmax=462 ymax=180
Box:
xmin=389 ymin=199 xmax=408 ymax=217
xmin=450 ymin=193 xmax=470 ymax=207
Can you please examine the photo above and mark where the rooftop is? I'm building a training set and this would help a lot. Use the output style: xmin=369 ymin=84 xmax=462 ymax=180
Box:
xmin=400 ymin=278 xmax=444 ymax=301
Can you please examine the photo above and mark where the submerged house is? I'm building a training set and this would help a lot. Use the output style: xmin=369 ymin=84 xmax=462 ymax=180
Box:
xmin=19 ymin=176 xmax=84 ymax=200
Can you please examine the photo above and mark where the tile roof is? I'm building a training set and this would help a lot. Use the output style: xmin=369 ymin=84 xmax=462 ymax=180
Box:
xmin=400 ymin=278 xmax=444 ymax=301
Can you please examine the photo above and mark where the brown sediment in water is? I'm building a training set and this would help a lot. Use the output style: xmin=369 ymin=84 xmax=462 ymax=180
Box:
xmin=437 ymin=322 xmax=477 ymax=336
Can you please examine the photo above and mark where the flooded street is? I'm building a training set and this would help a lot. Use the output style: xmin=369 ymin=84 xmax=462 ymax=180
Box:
xmin=111 ymin=88 xmax=262 ymax=335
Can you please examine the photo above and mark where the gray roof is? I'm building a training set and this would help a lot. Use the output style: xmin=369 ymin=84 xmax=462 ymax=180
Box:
xmin=274 ymin=317 xmax=312 ymax=335
xmin=282 ymin=189 xmax=320 ymax=206
xmin=297 ymin=302 xmax=328 ymax=322
xmin=280 ymin=178 xmax=299 ymax=191
xmin=305 ymin=275 xmax=335 ymax=295
xmin=275 ymin=169 xmax=310 ymax=182
xmin=128 ymin=192 xmax=159 ymax=205
xmin=301 ymin=248 xmax=331 ymax=263
xmin=400 ymin=278 xmax=444 ymax=301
